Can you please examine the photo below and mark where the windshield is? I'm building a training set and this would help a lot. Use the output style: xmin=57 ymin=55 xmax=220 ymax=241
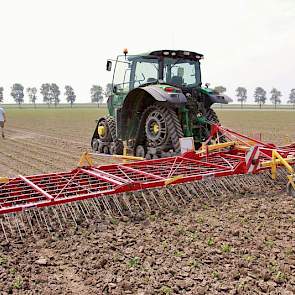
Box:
xmin=163 ymin=58 xmax=201 ymax=87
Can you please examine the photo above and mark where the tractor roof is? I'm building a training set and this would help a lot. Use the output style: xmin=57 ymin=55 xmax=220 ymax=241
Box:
xmin=129 ymin=49 xmax=204 ymax=60
xmin=128 ymin=50 xmax=203 ymax=60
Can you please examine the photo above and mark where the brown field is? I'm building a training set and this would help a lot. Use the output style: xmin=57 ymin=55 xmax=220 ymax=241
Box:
xmin=0 ymin=108 xmax=294 ymax=294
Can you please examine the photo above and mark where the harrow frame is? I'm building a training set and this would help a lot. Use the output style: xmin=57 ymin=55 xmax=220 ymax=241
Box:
xmin=0 ymin=124 xmax=294 ymax=217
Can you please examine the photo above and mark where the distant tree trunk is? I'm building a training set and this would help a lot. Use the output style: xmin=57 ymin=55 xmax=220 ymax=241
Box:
xmin=97 ymin=101 xmax=99 ymax=108
xmin=34 ymin=101 xmax=36 ymax=109
xmin=241 ymin=101 xmax=243 ymax=109
xmin=18 ymin=101 xmax=21 ymax=109
xmin=71 ymin=101 xmax=73 ymax=108
xmin=274 ymin=101 xmax=277 ymax=109
xmin=259 ymin=102 xmax=262 ymax=109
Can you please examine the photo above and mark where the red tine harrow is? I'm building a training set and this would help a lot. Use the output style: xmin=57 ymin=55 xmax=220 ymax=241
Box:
xmin=0 ymin=125 xmax=294 ymax=241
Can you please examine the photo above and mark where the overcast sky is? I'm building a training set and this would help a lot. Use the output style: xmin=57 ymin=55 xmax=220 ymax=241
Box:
xmin=0 ymin=0 xmax=294 ymax=103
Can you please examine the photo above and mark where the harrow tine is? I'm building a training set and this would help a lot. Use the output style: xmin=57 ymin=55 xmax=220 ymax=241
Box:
xmin=157 ymin=188 xmax=173 ymax=209
xmin=165 ymin=187 xmax=180 ymax=208
xmin=182 ymin=183 xmax=196 ymax=200
xmin=1 ymin=219 xmax=8 ymax=242
xmin=52 ymin=207 xmax=63 ymax=230
xmin=33 ymin=210 xmax=42 ymax=232
xmin=131 ymin=192 xmax=145 ymax=212
xmin=147 ymin=190 xmax=162 ymax=210
xmin=19 ymin=213 xmax=28 ymax=236
xmin=25 ymin=210 xmax=35 ymax=236
xmin=112 ymin=195 xmax=124 ymax=217
xmin=140 ymin=191 xmax=151 ymax=212
xmin=40 ymin=210 xmax=51 ymax=233
xmin=91 ymin=199 xmax=103 ymax=219
xmin=66 ymin=204 xmax=78 ymax=228
xmin=14 ymin=215 xmax=23 ymax=240
xmin=121 ymin=193 xmax=134 ymax=215
xmin=173 ymin=186 xmax=187 ymax=204
xmin=75 ymin=202 xmax=88 ymax=223
xmin=5 ymin=214 xmax=14 ymax=236
xmin=101 ymin=196 xmax=114 ymax=218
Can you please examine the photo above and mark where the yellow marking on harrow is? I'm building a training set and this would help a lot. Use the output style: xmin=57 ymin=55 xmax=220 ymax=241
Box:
xmin=200 ymin=140 xmax=258 ymax=153
xmin=0 ymin=177 xmax=9 ymax=184
xmin=78 ymin=152 xmax=94 ymax=167
xmin=112 ymin=154 xmax=144 ymax=161
xmin=164 ymin=175 xmax=183 ymax=186
xmin=261 ymin=150 xmax=295 ymax=191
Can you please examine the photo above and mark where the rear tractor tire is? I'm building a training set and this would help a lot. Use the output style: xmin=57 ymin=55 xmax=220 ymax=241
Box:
xmin=143 ymin=103 xmax=184 ymax=158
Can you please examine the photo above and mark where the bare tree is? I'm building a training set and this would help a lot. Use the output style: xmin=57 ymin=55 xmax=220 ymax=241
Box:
xmin=11 ymin=83 xmax=24 ymax=107
xmin=254 ymin=87 xmax=267 ymax=109
xmin=27 ymin=87 xmax=37 ymax=108
xmin=0 ymin=87 xmax=3 ymax=103
xmin=287 ymin=89 xmax=295 ymax=109
xmin=90 ymin=85 xmax=103 ymax=108
xmin=270 ymin=88 xmax=282 ymax=109
xmin=236 ymin=87 xmax=247 ymax=108
xmin=65 ymin=85 xmax=76 ymax=108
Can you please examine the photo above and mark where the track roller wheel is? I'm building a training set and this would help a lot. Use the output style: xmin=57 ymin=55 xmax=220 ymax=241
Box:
xmin=110 ymin=140 xmax=124 ymax=155
xmin=135 ymin=145 xmax=146 ymax=158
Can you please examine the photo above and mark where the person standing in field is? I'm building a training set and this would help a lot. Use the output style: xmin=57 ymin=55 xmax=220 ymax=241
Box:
xmin=0 ymin=106 xmax=6 ymax=138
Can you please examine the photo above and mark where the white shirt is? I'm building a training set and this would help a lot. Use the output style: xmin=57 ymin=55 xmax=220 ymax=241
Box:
xmin=0 ymin=107 xmax=5 ymax=122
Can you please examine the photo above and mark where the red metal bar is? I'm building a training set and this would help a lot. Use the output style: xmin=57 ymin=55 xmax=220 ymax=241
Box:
xmin=19 ymin=175 xmax=54 ymax=201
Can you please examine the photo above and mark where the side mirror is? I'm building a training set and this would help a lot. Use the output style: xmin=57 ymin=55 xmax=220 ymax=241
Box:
xmin=106 ymin=60 xmax=112 ymax=71
xmin=205 ymin=82 xmax=210 ymax=88
xmin=113 ymin=85 xmax=117 ymax=94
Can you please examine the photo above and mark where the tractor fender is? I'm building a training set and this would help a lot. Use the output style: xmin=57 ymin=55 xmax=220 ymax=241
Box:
xmin=207 ymin=93 xmax=230 ymax=104
xmin=139 ymin=85 xmax=187 ymax=104
xmin=119 ymin=85 xmax=186 ymax=141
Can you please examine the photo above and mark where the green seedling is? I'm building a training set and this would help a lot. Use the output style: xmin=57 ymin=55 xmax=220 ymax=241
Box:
xmin=128 ymin=256 xmax=140 ymax=268
xmin=207 ymin=237 xmax=214 ymax=246
xmin=12 ymin=277 xmax=22 ymax=289
xmin=160 ymin=286 xmax=172 ymax=295
xmin=221 ymin=243 xmax=232 ymax=253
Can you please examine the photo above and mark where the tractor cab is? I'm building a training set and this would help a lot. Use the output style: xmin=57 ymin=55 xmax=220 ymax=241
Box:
xmin=107 ymin=50 xmax=203 ymax=94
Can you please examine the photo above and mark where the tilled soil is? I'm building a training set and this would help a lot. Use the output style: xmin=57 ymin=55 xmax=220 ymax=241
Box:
xmin=0 ymin=191 xmax=294 ymax=294
xmin=0 ymin=108 xmax=294 ymax=294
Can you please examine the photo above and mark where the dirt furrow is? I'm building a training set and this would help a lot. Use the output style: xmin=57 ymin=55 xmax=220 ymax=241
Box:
xmin=7 ymin=138 xmax=79 ymax=162
xmin=6 ymin=127 xmax=90 ymax=147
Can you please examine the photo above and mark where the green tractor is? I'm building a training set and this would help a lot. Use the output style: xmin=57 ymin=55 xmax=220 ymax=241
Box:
xmin=91 ymin=49 xmax=229 ymax=158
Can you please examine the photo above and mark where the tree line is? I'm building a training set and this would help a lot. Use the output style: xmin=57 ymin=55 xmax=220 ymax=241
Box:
xmin=0 ymin=84 xmax=295 ymax=108
xmin=0 ymin=83 xmax=112 ymax=108
xmin=213 ymin=86 xmax=295 ymax=108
